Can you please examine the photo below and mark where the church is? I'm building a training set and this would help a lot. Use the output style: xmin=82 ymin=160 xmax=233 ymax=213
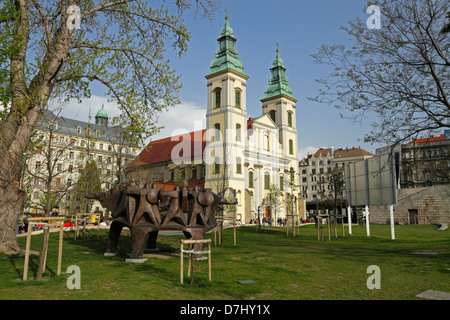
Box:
xmin=128 ymin=14 xmax=301 ymax=223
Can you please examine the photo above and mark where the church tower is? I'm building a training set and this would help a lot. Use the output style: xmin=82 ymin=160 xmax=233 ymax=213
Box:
xmin=205 ymin=13 xmax=248 ymax=211
xmin=261 ymin=46 xmax=298 ymax=186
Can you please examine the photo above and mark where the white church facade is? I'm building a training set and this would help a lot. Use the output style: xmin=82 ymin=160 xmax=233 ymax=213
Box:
xmin=129 ymin=15 xmax=302 ymax=223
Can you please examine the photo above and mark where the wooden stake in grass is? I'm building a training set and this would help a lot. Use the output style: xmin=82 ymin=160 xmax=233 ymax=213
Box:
xmin=36 ymin=226 xmax=50 ymax=280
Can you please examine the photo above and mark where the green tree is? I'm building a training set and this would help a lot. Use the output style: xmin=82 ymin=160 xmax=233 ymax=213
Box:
xmin=311 ymin=0 xmax=449 ymax=147
xmin=0 ymin=0 xmax=218 ymax=254
xmin=74 ymin=160 xmax=101 ymax=213
xmin=266 ymin=183 xmax=281 ymax=225
xmin=318 ymin=167 xmax=345 ymax=216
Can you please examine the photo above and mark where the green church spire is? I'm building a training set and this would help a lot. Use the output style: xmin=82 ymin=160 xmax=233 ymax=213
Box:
xmin=263 ymin=44 xmax=294 ymax=100
xmin=207 ymin=13 xmax=246 ymax=77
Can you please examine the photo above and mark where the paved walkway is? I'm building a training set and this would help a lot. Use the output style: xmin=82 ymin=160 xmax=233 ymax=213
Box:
xmin=416 ymin=290 xmax=450 ymax=300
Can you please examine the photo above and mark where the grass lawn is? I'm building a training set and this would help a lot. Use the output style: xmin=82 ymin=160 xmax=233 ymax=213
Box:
xmin=0 ymin=223 xmax=449 ymax=300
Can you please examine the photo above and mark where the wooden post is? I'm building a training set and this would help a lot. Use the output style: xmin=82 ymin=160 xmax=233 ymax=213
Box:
xmin=325 ymin=210 xmax=331 ymax=241
xmin=83 ymin=217 xmax=86 ymax=239
xmin=208 ymin=241 xmax=211 ymax=282
xmin=180 ymin=239 xmax=212 ymax=285
xmin=187 ymin=243 xmax=192 ymax=278
xmin=36 ymin=227 xmax=50 ymax=280
xmin=334 ymin=214 xmax=338 ymax=238
xmin=74 ymin=215 xmax=78 ymax=240
xmin=180 ymin=243 xmax=184 ymax=284
xmin=23 ymin=223 xmax=33 ymax=281
xmin=220 ymin=219 xmax=223 ymax=246
xmin=97 ymin=216 xmax=100 ymax=240
xmin=233 ymin=219 xmax=236 ymax=246
xmin=57 ymin=222 xmax=64 ymax=276
xmin=190 ymin=245 xmax=195 ymax=285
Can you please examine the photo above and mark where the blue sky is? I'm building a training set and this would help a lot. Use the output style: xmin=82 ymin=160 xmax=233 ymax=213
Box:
xmin=62 ymin=0 xmax=383 ymax=159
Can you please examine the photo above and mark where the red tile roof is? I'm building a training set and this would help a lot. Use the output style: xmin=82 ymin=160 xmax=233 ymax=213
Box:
xmin=334 ymin=147 xmax=374 ymax=158
xmin=129 ymin=129 xmax=206 ymax=167
xmin=152 ymin=179 xmax=205 ymax=191
xmin=409 ymin=134 xmax=445 ymax=144
xmin=314 ymin=148 xmax=332 ymax=157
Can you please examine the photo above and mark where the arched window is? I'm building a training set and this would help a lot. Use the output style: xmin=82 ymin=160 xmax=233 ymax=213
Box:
xmin=269 ymin=110 xmax=276 ymax=122
xmin=279 ymin=175 xmax=284 ymax=191
xmin=289 ymin=139 xmax=293 ymax=155
xmin=287 ymin=111 xmax=293 ymax=127
xmin=290 ymin=167 xmax=295 ymax=182
xmin=214 ymin=88 xmax=221 ymax=108
xmin=235 ymin=89 xmax=241 ymax=108
xmin=236 ymin=123 xmax=241 ymax=142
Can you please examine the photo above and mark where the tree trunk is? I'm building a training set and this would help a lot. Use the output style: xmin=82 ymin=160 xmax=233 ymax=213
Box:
xmin=0 ymin=181 xmax=26 ymax=254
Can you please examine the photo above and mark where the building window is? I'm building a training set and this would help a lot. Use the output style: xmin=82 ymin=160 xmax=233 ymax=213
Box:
xmin=236 ymin=157 xmax=242 ymax=174
xmin=192 ymin=168 xmax=197 ymax=180
xmin=214 ymin=123 xmax=221 ymax=141
xmin=280 ymin=176 xmax=284 ymax=191
xmin=249 ymin=171 xmax=254 ymax=188
xmin=265 ymin=135 xmax=270 ymax=151
xmin=235 ymin=89 xmax=241 ymax=108
xmin=269 ymin=110 xmax=276 ymax=122
xmin=289 ymin=139 xmax=293 ymax=155
xmin=236 ymin=123 xmax=241 ymax=142
xmin=214 ymin=157 xmax=220 ymax=174
xmin=214 ymin=88 xmax=221 ymax=108
xmin=264 ymin=172 xmax=270 ymax=189
xmin=287 ymin=111 xmax=293 ymax=127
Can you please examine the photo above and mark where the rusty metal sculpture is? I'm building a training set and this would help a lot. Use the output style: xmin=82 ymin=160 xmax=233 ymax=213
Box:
xmin=89 ymin=181 xmax=237 ymax=259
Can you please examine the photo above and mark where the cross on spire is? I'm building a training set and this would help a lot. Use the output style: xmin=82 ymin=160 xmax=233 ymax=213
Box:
xmin=225 ymin=8 xmax=229 ymax=20
xmin=276 ymin=42 xmax=280 ymax=53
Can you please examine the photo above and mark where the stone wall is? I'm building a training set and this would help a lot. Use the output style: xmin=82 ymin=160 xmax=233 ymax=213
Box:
xmin=369 ymin=185 xmax=450 ymax=225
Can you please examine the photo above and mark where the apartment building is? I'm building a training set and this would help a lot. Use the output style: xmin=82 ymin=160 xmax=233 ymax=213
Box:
xmin=25 ymin=107 xmax=137 ymax=215
xmin=299 ymin=147 xmax=374 ymax=209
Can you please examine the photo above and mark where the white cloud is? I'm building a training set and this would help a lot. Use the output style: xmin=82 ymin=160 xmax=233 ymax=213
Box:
xmin=298 ymin=145 xmax=318 ymax=160
xmin=149 ymin=101 xmax=206 ymax=142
